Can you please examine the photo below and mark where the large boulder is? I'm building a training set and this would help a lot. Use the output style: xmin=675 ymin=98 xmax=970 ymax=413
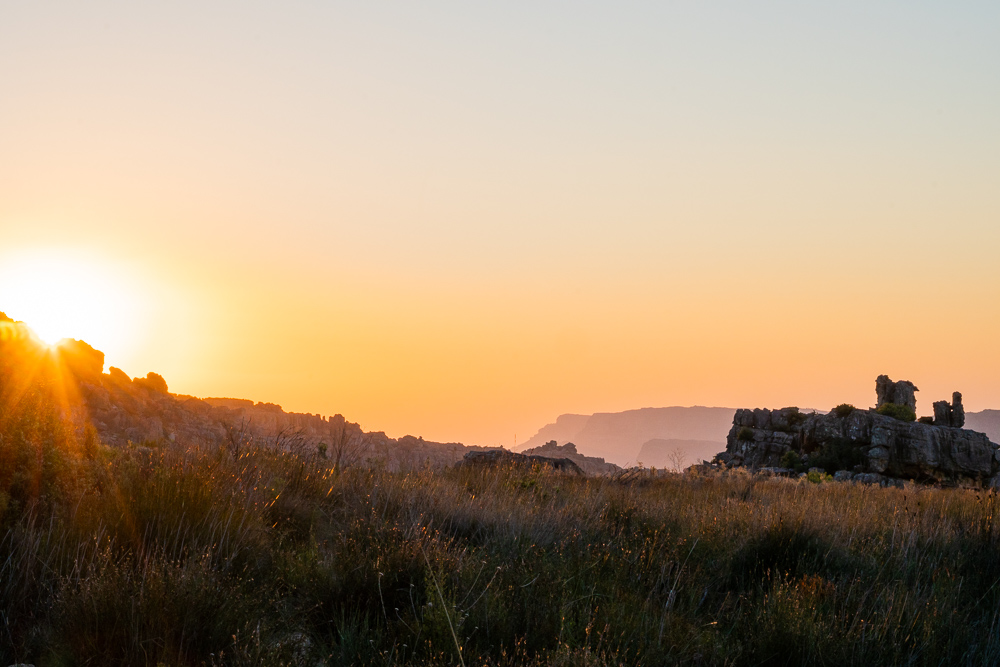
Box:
xmin=460 ymin=449 xmax=584 ymax=474
xmin=58 ymin=338 xmax=105 ymax=377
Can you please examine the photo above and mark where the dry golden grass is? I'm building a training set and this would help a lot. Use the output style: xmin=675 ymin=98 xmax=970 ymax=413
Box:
xmin=3 ymin=426 xmax=1000 ymax=667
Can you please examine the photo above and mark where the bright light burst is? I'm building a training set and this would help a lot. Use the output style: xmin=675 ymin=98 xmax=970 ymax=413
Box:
xmin=0 ymin=250 xmax=145 ymax=360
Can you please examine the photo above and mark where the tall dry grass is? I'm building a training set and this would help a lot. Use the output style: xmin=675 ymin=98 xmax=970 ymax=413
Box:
xmin=3 ymin=420 xmax=1000 ymax=665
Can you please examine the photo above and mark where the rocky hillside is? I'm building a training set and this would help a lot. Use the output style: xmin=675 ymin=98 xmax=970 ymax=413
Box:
xmin=0 ymin=312 xmax=484 ymax=471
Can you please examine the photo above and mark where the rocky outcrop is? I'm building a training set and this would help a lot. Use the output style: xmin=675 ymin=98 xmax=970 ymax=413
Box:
xmin=59 ymin=339 xmax=105 ymax=377
xmin=0 ymin=317 xmax=498 ymax=472
xmin=459 ymin=449 xmax=584 ymax=474
xmin=520 ymin=440 xmax=620 ymax=475
xmin=934 ymin=392 xmax=965 ymax=428
xmin=719 ymin=380 xmax=1000 ymax=487
xmin=876 ymin=375 xmax=918 ymax=412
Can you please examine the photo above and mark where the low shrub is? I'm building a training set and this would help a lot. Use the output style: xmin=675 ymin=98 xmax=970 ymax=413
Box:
xmin=737 ymin=426 xmax=755 ymax=442
xmin=807 ymin=437 xmax=864 ymax=474
xmin=786 ymin=408 xmax=808 ymax=428
xmin=877 ymin=402 xmax=916 ymax=422
xmin=833 ymin=403 xmax=856 ymax=418
xmin=780 ymin=450 xmax=804 ymax=472
xmin=807 ymin=469 xmax=832 ymax=484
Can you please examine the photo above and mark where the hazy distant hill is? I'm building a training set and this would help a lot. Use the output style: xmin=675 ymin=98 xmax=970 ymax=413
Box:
xmin=967 ymin=410 xmax=1000 ymax=445
xmin=518 ymin=407 xmax=737 ymax=466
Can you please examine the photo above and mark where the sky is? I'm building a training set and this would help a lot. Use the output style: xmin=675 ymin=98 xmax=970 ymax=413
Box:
xmin=1 ymin=1 xmax=998 ymax=447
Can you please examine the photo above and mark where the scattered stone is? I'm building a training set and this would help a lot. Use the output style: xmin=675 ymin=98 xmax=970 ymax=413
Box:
xmin=854 ymin=473 xmax=884 ymax=485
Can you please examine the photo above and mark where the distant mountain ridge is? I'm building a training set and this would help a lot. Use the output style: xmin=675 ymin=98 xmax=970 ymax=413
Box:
xmin=522 ymin=405 xmax=1000 ymax=467
xmin=517 ymin=407 xmax=737 ymax=467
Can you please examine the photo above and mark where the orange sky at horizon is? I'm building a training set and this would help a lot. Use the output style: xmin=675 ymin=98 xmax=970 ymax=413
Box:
xmin=2 ymin=2 xmax=998 ymax=447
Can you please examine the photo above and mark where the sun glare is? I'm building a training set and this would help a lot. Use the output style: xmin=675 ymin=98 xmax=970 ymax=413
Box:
xmin=0 ymin=251 xmax=146 ymax=363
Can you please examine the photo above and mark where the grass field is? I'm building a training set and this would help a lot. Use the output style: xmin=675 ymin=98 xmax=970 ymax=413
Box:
xmin=4 ymin=402 xmax=1000 ymax=667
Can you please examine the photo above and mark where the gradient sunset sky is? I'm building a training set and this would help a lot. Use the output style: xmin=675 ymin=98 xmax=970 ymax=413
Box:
xmin=1 ymin=2 xmax=998 ymax=447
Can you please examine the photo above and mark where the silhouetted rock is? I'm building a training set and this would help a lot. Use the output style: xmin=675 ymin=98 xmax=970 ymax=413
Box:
xmin=934 ymin=392 xmax=966 ymax=428
xmin=954 ymin=392 xmax=966 ymax=428
xmin=876 ymin=375 xmax=918 ymax=412
xmin=58 ymin=339 xmax=105 ymax=377
xmin=134 ymin=371 xmax=169 ymax=393
xmin=520 ymin=440 xmax=619 ymax=475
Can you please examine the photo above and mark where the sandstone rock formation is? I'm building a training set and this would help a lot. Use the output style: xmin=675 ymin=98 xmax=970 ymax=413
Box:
xmin=876 ymin=375 xmax=918 ymax=412
xmin=934 ymin=392 xmax=966 ymax=428
xmin=718 ymin=379 xmax=1000 ymax=487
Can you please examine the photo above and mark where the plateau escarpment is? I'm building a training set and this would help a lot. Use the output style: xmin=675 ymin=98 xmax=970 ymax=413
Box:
xmin=717 ymin=376 xmax=1000 ymax=487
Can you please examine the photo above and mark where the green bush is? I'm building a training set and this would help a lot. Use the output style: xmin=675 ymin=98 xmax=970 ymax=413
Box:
xmin=833 ymin=403 xmax=856 ymax=418
xmin=807 ymin=469 xmax=832 ymax=484
xmin=786 ymin=408 xmax=808 ymax=429
xmin=877 ymin=403 xmax=916 ymax=422
xmin=807 ymin=437 xmax=864 ymax=474
xmin=737 ymin=426 xmax=755 ymax=442
xmin=780 ymin=450 xmax=803 ymax=471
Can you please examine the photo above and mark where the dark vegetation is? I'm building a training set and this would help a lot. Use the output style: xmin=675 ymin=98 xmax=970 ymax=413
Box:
xmin=832 ymin=403 xmax=856 ymax=418
xmin=877 ymin=402 xmax=917 ymax=422
xmin=5 ymin=320 xmax=1000 ymax=664
xmin=782 ymin=407 xmax=808 ymax=430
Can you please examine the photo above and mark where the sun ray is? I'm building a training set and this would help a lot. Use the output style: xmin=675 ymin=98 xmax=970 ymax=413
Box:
xmin=0 ymin=250 xmax=147 ymax=363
